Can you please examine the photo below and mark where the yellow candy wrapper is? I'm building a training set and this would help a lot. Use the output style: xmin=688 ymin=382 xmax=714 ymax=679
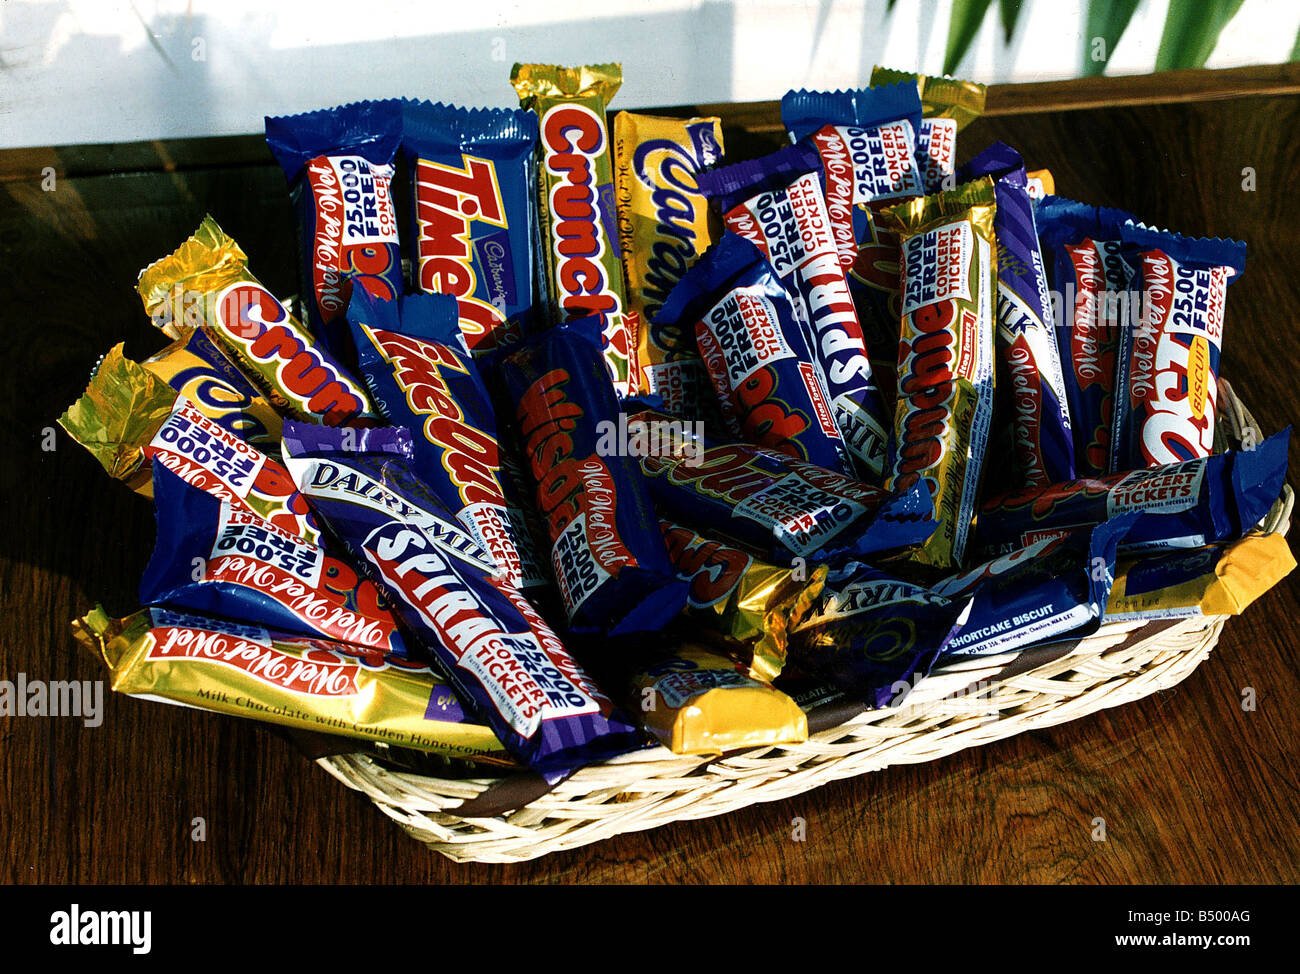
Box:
xmin=870 ymin=68 xmax=987 ymax=193
xmin=1106 ymin=534 xmax=1296 ymax=621
xmin=630 ymin=644 xmax=808 ymax=756
xmin=73 ymin=606 xmax=512 ymax=762
xmin=613 ymin=111 xmax=724 ymax=416
xmin=1024 ymin=168 xmax=1055 ymax=201
xmin=137 ymin=215 xmax=377 ymax=426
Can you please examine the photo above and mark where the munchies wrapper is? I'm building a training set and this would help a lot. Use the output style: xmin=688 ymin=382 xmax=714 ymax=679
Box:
xmin=656 ymin=232 xmax=852 ymax=473
xmin=697 ymin=142 xmax=892 ymax=483
xmin=877 ymin=178 xmax=998 ymax=569
xmin=974 ymin=430 xmax=1290 ymax=557
xmin=140 ymin=461 xmax=411 ymax=657
xmin=347 ymin=289 xmax=547 ymax=595
xmin=629 ymin=408 xmax=936 ymax=565
xmin=58 ymin=345 xmax=320 ymax=543
xmin=869 ymin=67 xmax=986 ymax=194
xmin=1106 ymin=533 xmax=1296 ymax=622
xmin=627 ymin=644 xmax=808 ymax=755
xmin=1111 ymin=224 xmax=1246 ymax=471
xmin=73 ymin=606 xmax=510 ymax=762
xmin=264 ymin=99 xmax=404 ymax=356
xmin=511 ymin=62 xmax=637 ymax=398
xmin=400 ymin=100 xmax=538 ymax=352
xmin=137 ymin=215 xmax=378 ymax=427
xmin=662 ymin=520 xmax=829 ymax=683
xmin=613 ymin=111 xmax=724 ymax=415
xmin=280 ymin=421 xmax=641 ymax=780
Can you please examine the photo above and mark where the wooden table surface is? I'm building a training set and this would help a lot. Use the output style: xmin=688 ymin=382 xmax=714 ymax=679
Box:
xmin=2 ymin=65 xmax=1298 ymax=885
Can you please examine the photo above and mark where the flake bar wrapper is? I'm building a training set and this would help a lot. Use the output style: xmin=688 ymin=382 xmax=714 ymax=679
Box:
xmin=1035 ymin=196 xmax=1137 ymax=477
xmin=511 ymin=62 xmax=637 ymax=397
xmin=281 ymin=421 xmax=641 ymax=780
xmin=657 ymin=231 xmax=853 ymax=473
xmin=73 ymin=606 xmax=510 ymax=762
xmin=697 ymin=143 xmax=891 ymax=482
xmin=956 ymin=143 xmax=1074 ymax=488
xmin=974 ymin=430 xmax=1290 ymax=557
xmin=58 ymin=345 xmax=320 ymax=542
xmin=347 ymin=288 xmax=547 ymax=594
xmin=1106 ymin=533 xmax=1295 ymax=622
xmin=137 ymin=215 xmax=378 ymax=426
xmin=629 ymin=408 xmax=936 ymax=565
xmin=627 ymin=644 xmax=808 ymax=755
xmin=869 ymin=67 xmax=986 ymax=194
xmin=141 ymin=325 xmax=283 ymax=450
xmin=877 ymin=178 xmax=998 ymax=568
xmin=789 ymin=561 xmax=970 ymax=708
xmin=265 ymin=99 xmax=404 ymax=355
xmin=140 ymin=461 xmax=410 ymax=656
xmin=934 ymin=515 xmax=1133 ymax=657
xmin=1111 ymin=224 xmax=1246 ymax=471
xmin=613 ymin=111 xmax=724 ymax=415
xmin=401 ymin=100 xmax=539 ymax=352
xmin=662 ymin=519 xmax=829 ymax=682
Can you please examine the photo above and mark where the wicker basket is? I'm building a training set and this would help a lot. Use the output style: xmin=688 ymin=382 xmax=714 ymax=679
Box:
xmin=316 ymin=379 xmax=1292 ymax=864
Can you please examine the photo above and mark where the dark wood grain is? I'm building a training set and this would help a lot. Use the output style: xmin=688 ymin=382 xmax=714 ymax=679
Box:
xmin=2 ymin=70 xmax=1298 ymax=885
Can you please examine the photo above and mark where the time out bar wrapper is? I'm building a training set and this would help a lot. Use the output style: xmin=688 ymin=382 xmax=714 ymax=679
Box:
xmin=347 ymin=288 xmax=547 ymax=595
xmin=141 ymin=462 xmax=411 ymax=657
xmin=58 ymin=345 xmax=320 ymax=543
xmin=627 ymin=644 xmax=808 ymax=755
xmin=662 ymin=520 xmax=829 ymax=683
xmin=137 ymin=215 xmax=378 ymax=427
xmin=511 ymin=62 xmax=638 ymax=398
xmin=697 ymin=142 xmax=892 ymax=483
xmin=281 ymin=421 xmax=641 ymax=780
xmin=613 ymin=111 xmax=724 ymax=414
xmin=877 ymin=178 xmax=998 ymax=569
xmin=1106 ymin=533 xmax=1296 ymax=622
xmin=869 ymin=67 xmax=986 ymax=194
xmin=401 ymin=100 xmax=539 ymax=352
xmin=264 ymin=99 xmax=404 ymax=355
xmin=72 ymin=606 xmax=510 ymax=762
xmin=1111 ymin=224 xmax=1246 ymax=471
xmin=656 ymin=232 xmax=853 ymax=473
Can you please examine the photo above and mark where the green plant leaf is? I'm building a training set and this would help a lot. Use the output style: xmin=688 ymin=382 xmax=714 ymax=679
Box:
xmin=1291 ymin=23 xmax=1300 ymax=60
xmin=1155 ymin=0 xmax=1247 ymax=72
xmin=998 ymin=0 xmax=1023 ymax=43
xmin=1082 ymin=0 xmax=1140 ymax=77
xmin=944 ymin=0 xmax=995 ymax=77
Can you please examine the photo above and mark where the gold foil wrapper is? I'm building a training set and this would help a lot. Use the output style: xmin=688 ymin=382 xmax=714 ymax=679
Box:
xmin=73 ymin=607 xmax=511 ymax=762
xmin=869 ymin=68 xmax=987 ymax=129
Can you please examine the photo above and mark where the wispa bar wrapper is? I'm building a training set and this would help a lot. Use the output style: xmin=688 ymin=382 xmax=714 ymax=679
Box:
xmin=141 ymin=461 xmax=411 ymax=657
xmin=869 ymin=67 xmax=987 ymax=195
xmin=511 ymin=62 xmax=638 ymax=398
xmin=974 ymin=430 xmax=1290 ymax=558
xmin=137 ymin=216 xmax=378 ymax=427
xmin=497 ymin=317 xmax=689 ymax=634
xmin=281 ymin=421 xmax=641 ymax=780
xmin=264 ymin=99 xmax=404 ymax=356
xmin=628 ymin=407 xmax=936 ymax=566
xmin=1035 ymin=196 xmax=1137 ymax=478
xmin=59 ymin=344 xmax=320 ymax=543
xmin=877 ymin=178 xmax=998 ymax=569
xmin=1111 ymin=224 xmax=1246 ymax=472
xmin=656 ymin=231 xmax=853 ymax=473
xmin=400 ymin=100 xmax=539 ymax=352
xmin=73 ymin=606 xmax=509 ymax=762
xmin=1106 ymin=533 xmax=1295 ymax=622
xmin=613 ymin=111 xmax=724 ymax=416
xmin=347 ymin=288 xmax=547 ymax=594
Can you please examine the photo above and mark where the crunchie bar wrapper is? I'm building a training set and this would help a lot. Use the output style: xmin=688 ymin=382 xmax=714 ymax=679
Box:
xmin=58 ymin=345 xmax=320 ymax=542
xmin=137 ymin=215 xmax=378 ymax=427
xmin=877 ymin=178 xmax=998 ymax=568
xmin=869 ymin=67 xmax=986 ymax=194
xmin=400 ymin=100 xmax=539 ymax=352
xmin=73 ymin=605 xmax=510 ymax=761
xmin=613 ymin=111 xmax=724 ymax=415
xmin=511 ymin=62 xmax=638 ymax=397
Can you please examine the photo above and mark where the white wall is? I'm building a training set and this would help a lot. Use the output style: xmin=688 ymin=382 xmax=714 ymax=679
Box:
xmin=1 ymin=0 xmax=1297 ymax=149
